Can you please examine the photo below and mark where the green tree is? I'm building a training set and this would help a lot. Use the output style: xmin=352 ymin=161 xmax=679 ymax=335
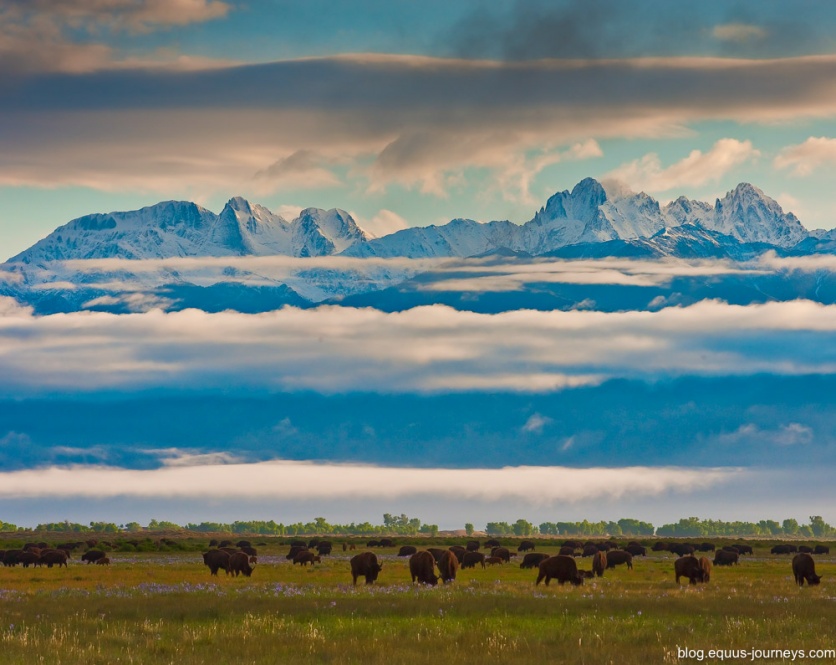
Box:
xmin=512 ymin=519 xmax=536 ymax=536
xmin=465 ymin=523 xmax=474 ymax=536
xmin=782 ymin=518 xmax=799 ymax=535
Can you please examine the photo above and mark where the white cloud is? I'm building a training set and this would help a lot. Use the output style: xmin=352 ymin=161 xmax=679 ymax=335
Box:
xmin=521 ymin=413 xmax=552 ymax=434
xmin=716 ymin=423 xmax=814 ymax=447
xmin=354 ymin=210 xmax=410 ymax=239
xmin=607 ymin=139 xmax=760 ymax=194
xmin=712 ymin=23 xmax=767 ymax=43
xmin=774 ymin=137 xmax=836 ymax=177
xmin=0 ymin=460 xmax=741 ymax=502
xmin=0 ymin=297 xmax=834 ymax=394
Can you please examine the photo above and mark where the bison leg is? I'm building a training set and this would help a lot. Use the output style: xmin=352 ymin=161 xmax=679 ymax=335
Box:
xmin=535 ymin=571 xmax=545 ymax=585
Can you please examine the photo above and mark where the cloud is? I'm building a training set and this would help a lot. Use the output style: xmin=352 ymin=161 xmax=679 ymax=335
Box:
xmin=712 ymin=23 xmax=768 ymax=43
xmin=521 ymin=413 xmax=552 ymax=434
xmin=3 ymin=55 xmax=836 ymax=196
xmin=355 ymin=210 xmax=411 ymax=239
xmin=0 ymin=459 xmax=741 ymax=502
xmin=0 ymin=297 xmax=835 ymax=394
xmin=254 ymin=149 xmax=343 ymax=192
xmin=607 ymin=139 xmax=760 ymax=194
xmin=774 ymin=137 xmax=836 ymax=177
xmin=716 ymin=423 xmax=814 ymax=447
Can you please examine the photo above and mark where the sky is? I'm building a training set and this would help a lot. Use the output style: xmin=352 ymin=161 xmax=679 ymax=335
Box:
xmin=3 ymin=0 xmax=836 ymax=256
xmin=1 ymin=1 xmax=836 ymax=529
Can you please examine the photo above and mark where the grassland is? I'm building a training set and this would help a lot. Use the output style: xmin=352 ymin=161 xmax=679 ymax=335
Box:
xmin=0 ymin=538 xmax=834 ymax=664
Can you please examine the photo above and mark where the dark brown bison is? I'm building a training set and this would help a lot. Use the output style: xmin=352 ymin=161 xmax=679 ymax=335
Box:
xmin=466 ymin=540 xmax=480 ymax=552
xmin=289 ymin=539 xmax=306 ymax=548
xmin=559 ymin=546 xmax=577 ymax=556
xmin=379 ymin=538 xmax=395 ymax=548
xmin=229 ymin=552 xmax=253 ymax=577
xmin=438 ymin=550 xmax=459 ymax=583
xmin=209 ymin=539 xmax=219 ymax=547
xmin=342 ymin=543 xmax=347 ymax=552
xmin=603 ymin=540 xmax=619 ymax=550
xmin=491 ymin=547 xmax=512 ymax=563
xmin=240 ymin=546 xmax=258 ymax=557
xmin=652 ymin=542 xmax=670 ymax=552
xmin=605 ymin=550 xmax=633 ymax=570
xmin=734 ymin=544 xmax=754 ymax=555
xmin=699 ymin=557 xmax=712 ymax=583
xmin=484 ymin=539 xmax=501 ymax=549
xmin=427 ymin=548 xmax=447 ymax=563
xmin=670 ymin=543 xmax=695 ymax=557
xmin=625 ymin=544 xmax=647 ymax=557
xmin=350 ymin=552 xmax=382 ymax=585
xmin=398 ymin=545 xmax=418 ymax=557
xmin=518 ymin=540 xmax=535 ymax=552
xmin=316 ymin=543 xmax=332 ymax=556
xmin=798 ymin=545 xmax=813 ymax=554
xmin=485 ymin=556 xmax=504 ymax=566
xmin=286 ymin=546 xmax=308 ymax=560
xmin=582 ymin=545 xmax=599 ymax=557
xmin=535 ymin=555 xmax=584 ymax=586
xmin=714 ymin=550 xmax=739 ymax=566
xmin=293 ymin=551 xmax=321 ymax=566
xmin=448 ymin=545 xmax=467 ymax=563
xmin=592 ymin=551 xmax=607 ymax=577
xmin=771 ymin=544 xmax=794 ymax=555
xmin=308 ymin=538 xmax=321 ymax=548
xmin=81 ymin=550 xmax=106 ymax=564
xmin=697 ymin=542 xmax=716 ymax=552
xmin=462 ymin=551 xmax=486 ymax=569
xmin=18 ymin=551 xmax=40 ymax=568
xmin=814 ymin=545 xmax=830 ymax=555
xmin=674 ymin=556 xmax=703 ymax=585
xmin=218 ymin=540 xmax=233 ymax=547
xmin=409 ymin=551 xmax=438 ymax=585
xmin=203 ymin=549 xmax=230 ymax=576
xmin=236 ymin=540 xmax=251 ymax=548
xmin=3 ymin=549 xmax=22 ymax=566
xmin=366 ymin=540 xmax=381 ymax=548
xmin=520 ymin=552 xmax=550 ymax=569
xmin=792 ymin=553 xmax=822 ymax=587
xmin=563 ymin=540 xmax=583 ymax=549
xmin=38 ymin=550 xmax=69 ymax=568
xmin=95 ymin=557 xmax=111 ymax=566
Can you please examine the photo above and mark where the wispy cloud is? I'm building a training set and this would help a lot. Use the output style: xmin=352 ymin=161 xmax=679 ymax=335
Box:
xmin=0 ymin=460 xmax=741 ymax=502
xmin=774 ymin=136 xmax=836 ymax=177
xmin=712 ymin=23 xmax=767 ymax=43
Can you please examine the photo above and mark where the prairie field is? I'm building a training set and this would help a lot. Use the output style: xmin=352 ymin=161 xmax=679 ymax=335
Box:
xmin=0 ymin=538 xmax=834 ymax=665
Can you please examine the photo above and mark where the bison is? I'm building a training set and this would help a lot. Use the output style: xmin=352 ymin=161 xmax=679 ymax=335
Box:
xmin=670 ymin=543 xmax=695 ymax=557
xmin=734 ymin=544 xmax=754 ymax=555
xmin=699 ymin=557 xmax=712 ymax=583
xmin=582 ymin=545 xmax=599 ymax=557
xmin=792 ymin=553 xmax=822 ymax=587
xmin=605 ymin=550 xmax=633 ymax=570
xmin=559 ymin=546 xmax=577 ymax=556
xmin=466 ymin=540 xmax=480 ymax=552
xmin=229 ymin=552 xmax=254 ymax=577
xmin=798 ymin=545 xmax=814 ymax=554
xmin=814 ymin=545 xmax=830 ymax=555
xmin=409 ymin=551 xmax=438 ymax=586
xmin=491 ymin=547 xmax=512 ymax=563
xmin=484 ymin=539 xmax=501 ymax=549
xmin=350 ymin=552 xmax=382 ymax=585
xmin=520 ymin=552 xmax=550 ymax=569
xmin=563 ymin=540 xmax=583 ymax=549
xmin=236 ymin=540 xmax=251 ymax=548
xmin=652 ymin=542 xmax=670 ymax=552
xmin=462 ymin=551 xmax=486 ymax=569
xmin=38 ymin=550 xmax=68 ymax=568
xmin=18 ymin=551 xmax=40 ymax=568
xmin=448 ymin=546 xmax=467 ymax=563
xmin=293 ymin=551 xmax=321 ymax=566
xmin=438 ymin=550 xmax=459 ymax=583
xmin=592 ymin=551 xmax=607 ymax=577
xmin=427 ymin=548 xmax=447 ymax=563
xmin=95 ymin=557 xmax=111 ymax=566
xmin=625 ymin=544 xmax=647 ymax=557
xmin=3 ymin=549 xmax=22 ymax=566
xmin=518 ymin=540 xmax=535 ymax=552
xmin=771 ymin=544 xmax=795 ymax=555
xmin=240 ymin=546 xmax=258 ymax=557
xmin=714 ymin=550 xmax=739 ymax=566
xmin=674 ymin=556 xmax=703 ymax=585
xmin=81 ymin=550 xmax=107 ymax=564
xmin=379 ymin=538 xmax=395 ymax=548
xmin=366 ymin=540 xmax=381 ymax=548
xmin=697 ymin=542 xmax=716 ymax=552
xmin=286 ymin=546 xmax=308 ymax=560
xmin=398 ymin=545 xmax=418 ymax=557
xmin=485 ymin=556 xmax=504 ymax=566
xmin=535 ymin=555 xmax=584 ymax=586
xmin=203 ymin=549 xmax=231 ymax=576
xmin=289 ymin=539 xmax=306 ymax=548
xmin=317 ymin=543 xmax=332 ymax=556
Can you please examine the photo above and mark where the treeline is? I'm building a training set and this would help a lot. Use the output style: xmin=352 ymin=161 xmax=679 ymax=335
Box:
xmin=2 ymin=515 xmax=834 ymax=537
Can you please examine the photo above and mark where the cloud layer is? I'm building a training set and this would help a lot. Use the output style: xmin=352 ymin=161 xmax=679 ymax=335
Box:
xmin=0 ymin=297 xmax=834 ymax=394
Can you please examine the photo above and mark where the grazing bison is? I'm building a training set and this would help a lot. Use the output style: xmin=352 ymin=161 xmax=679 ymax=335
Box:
xmin=535 ymin=555 xmax=584 ymax=586
xmin=289 ymin=539 xmax=306 ymax=548
xmin=208 ymin=539 xmax=219 ymax=547
xmin=236 ymin=540 xmax=251 ymax=549
xmin=652 ymin=542 xmax=670 ymax=552
xmin=308 ymin=538 xmax=321 ymax=548
xmin=674 ymin=556 xmax=703 ymax=585
xmin=219 ymin=540 xmax=233 ymax=548
xmin=697 ymin=542 xmax=716 ymax=552
xmin=203 ymin=549 xmax=231 ymax=576
xmin=462 ymin=552 xmax=486 ymax=569
xmin=491 ymin=547 xmax=512 ymax=563
xmin=449 ymin=546 xmax=467 ymax=563
xmin=559 ymin=546 xmax=577 ymax=556
xmin=379 ymin=538 xmax=395 ymax=548
xmin=427 ymin=548 xmax=447 ymax=563
xmin=670 ymin=543 xmax=695 ymax=557
xmin=38 ymin=550 xmax=69 ymax=568
xmin=563 ymin=540 xmax=583 ymax=549
xmin=520 ymin=552 xmax=550 ymax=569
xmin=293 ymin=551 xmax=321 ymax=566
xmin=438 ymin=550 xmax=459 ymax=583
xmin=714 ymin=550 xmax=739 ymax=566
xmin=95 ymin=557 xmax=111 ymax=566
xmin=699 ymin=557 xmax=712 ymax=583
xmin=286 ymin=546 xmax=308 ymax=560
xmin=792 ymin=553 xmax=822 ymax=587
xmin=398 ymin=545 xmax=418 ymax=557
xmin=798 ymin=545 xmax=814 ymax=554
xmin=625 ymin=544 xmax=647 ymax=557
xmin=484 ymin=539 xmax=501 ymax=549
xmin=771 ymin=545 xmax=795 ymax=555
xmin=3 ymin=549 xmax=23 ymax=566
xmin=18 ymin=551 xmax=40 ymax=568
xmin=409 ymin=551 xmax=438 ymax=586
xmin=605 ymin=550 xmax=633 ymax=570
xmin=734 ymin=544 xmax=754 ymax=555
xmin=582 ymin=545 xmax=599 ymax=557
xmin=466 ymin=540 xmax=480 ymax=552
xmin=81 ymin=550 xmax=106 ymax=564
xmin=350 ymin=552 xmax=382 ymax=585
xmin=592 ymin=551 xmax=607 ymax=577
xmin=240 ymin=546 xmax=258 ymax=557
xmin=366 ymin=540 xmax=381 ymax=548
xmin=229 ymin=552 xmax=253 ymax=577
xmin=485 ymin=556 xmax=504 ymax=566
xmin=814 ymin=545 xmax=830 ymax=555
xmin=518 ymin=540 xmax=535 ymax=552
xmin=317 ymin=543 xmax=332 ymax=556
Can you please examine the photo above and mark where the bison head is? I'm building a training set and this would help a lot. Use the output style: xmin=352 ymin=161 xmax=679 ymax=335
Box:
xmin=808 ymin=574 xmax=822 ymax=585
xmin=572 ymin=573 xmax=585 ymax=586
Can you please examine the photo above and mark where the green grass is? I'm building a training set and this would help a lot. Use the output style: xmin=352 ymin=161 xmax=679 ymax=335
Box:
xmin=1 ymin=542 xmax=834 ymax=664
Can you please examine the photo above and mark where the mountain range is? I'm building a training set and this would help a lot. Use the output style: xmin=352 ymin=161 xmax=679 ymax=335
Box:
xmin=2 ymin=178 xmax=835 ymax=314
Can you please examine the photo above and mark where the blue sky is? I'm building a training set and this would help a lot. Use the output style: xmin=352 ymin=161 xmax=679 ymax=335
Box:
xmin=3 ymin=1 xmax=836 ymax=256
xmin=2 ymin=1 xmax=836 ymax=528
